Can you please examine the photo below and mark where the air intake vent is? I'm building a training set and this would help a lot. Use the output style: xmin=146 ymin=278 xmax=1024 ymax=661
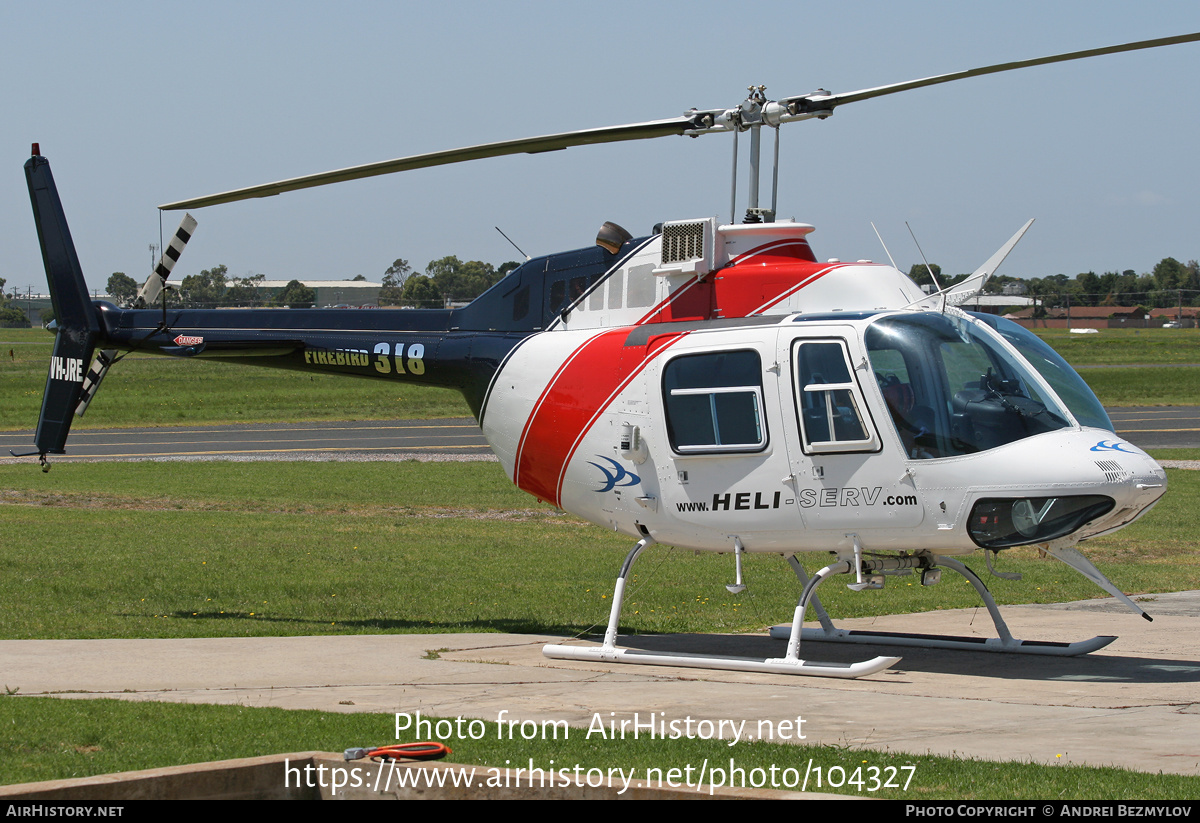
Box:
xmin=1095 ymin=460 xmax=1128 ymax=484
xmin=662 ymin=222 xmax=706 ymax=263
xmin=655 ymin=218 xmax=716 ymax=277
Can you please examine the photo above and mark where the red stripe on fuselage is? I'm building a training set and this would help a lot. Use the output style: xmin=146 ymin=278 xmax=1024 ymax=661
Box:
xmin=512 ymin=335 xmax=596 ymax=480
xmin=634 ymin=239 xmax=829 ymax=324
xmin=726 ymin=238 xmax=816 ymax=266
xmin=747 ymin=263 xmax=842 ymax=314
xmin=713 ymin=241 xmax=840 ymax=318
xmin=514 ymin=328 xmax=686 ymax=507
xmin=511 ymin=236 xmax=832 ymax=507
xmin=637 ymin=276 xmax=709 ymax=324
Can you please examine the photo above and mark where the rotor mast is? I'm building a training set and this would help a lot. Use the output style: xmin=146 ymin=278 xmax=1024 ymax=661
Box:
xmin=683 ymin=84 xmax=835 ymax=225
xmin=721 ymin=85 xmax=797 ymax=224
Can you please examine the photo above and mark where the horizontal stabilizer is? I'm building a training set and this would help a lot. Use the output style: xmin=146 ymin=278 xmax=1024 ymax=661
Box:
xmin=158 ymin=342 xmax=207 ymax=357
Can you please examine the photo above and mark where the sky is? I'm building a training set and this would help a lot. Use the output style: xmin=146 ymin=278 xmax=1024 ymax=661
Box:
xmin=3 ymin=0 xmax=1200 ymax=295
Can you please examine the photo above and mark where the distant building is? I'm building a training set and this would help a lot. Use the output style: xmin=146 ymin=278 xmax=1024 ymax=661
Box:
xmin=958 ymin=295 xmax=1034 ymax=315
xmin=254 ymin=280 xmax=383 ymax=307
xmin=1006 ymin=305 xmax=1196 ymax=329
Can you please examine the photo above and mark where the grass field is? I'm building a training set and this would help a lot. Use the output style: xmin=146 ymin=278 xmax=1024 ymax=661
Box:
xmin=4 ymin=697 xmax=1196 ymax=800
xmin=1036 ymin=326 xmax=1200 ymax=405
xmin=2 ymin=457 xmax=1198 ymax=796
xmin=1033 ymin=327 xmax=1200 ymax=366
xmin=1077 ymin=366 xmax=1200 ymax=406
xmin=0 ymin=459 xmax=1195 ymax=640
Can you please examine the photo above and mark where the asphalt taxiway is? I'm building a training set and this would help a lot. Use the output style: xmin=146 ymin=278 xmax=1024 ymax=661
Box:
xmin=1106 ymin=406 xmax=1200 ymax=449
xmin=0 ymin=418 xmax=492 ymax=462
xmin=1 ymin=407 xmax=1196 ymax=462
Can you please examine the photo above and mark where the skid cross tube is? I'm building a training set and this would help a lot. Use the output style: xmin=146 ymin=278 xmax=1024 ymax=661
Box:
xmin=780 ymin=550 xmax=927 ymax=661
xmin=770 ymin=554 xmax=1117 ymax=656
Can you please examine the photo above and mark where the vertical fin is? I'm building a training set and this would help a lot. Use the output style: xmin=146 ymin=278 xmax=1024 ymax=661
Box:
xmin=25 ymin=149 xmax=101 ymax=456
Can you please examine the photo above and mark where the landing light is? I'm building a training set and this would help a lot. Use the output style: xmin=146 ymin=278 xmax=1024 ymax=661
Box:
xmin=968 ymin=496 xmax=1114 ymax=549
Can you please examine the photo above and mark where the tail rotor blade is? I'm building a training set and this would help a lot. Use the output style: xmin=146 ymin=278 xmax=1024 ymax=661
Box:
xmin=137 ymin=213 xmax=197 ymax=306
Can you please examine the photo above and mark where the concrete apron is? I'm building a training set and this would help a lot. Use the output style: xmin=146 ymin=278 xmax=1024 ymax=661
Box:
xmin=3 ymin=592 xmax=1199 ymax=777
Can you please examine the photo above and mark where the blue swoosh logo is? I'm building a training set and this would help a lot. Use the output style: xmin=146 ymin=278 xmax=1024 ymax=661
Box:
xmin=1090 ymin=440 xmax=1136 ymax=453
xmin=589 ymin=455 xmax=641 ymax=493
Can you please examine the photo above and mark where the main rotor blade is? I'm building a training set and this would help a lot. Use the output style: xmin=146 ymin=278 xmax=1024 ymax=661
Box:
xmin=160 ymin=117 xmax=693 ymax=210
xmin=161 ymin=30 xmax=1200 ymax=211
xmin=792 ymin=30 xmax=1200 ymax=112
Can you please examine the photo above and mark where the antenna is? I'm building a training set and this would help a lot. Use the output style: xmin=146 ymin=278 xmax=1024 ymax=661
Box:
xmin=495 ymin=226 xmax=530 ymax=260
xmin=870 ymin=222 xmax=899 ymax=271
xmin=905 ymin=221 xmax=942 ymax=292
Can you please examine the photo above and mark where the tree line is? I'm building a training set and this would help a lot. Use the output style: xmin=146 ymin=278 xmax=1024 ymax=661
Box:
xmin=377 ymin=257 xmax=520 ymax=307
xmin=909 ymin=257 xmax=1200 ymax=311
xmin=85 ymin=253 xmax=1200 ymax=313
xmin=103 ymin=255 xmax=520 ymax=310
xmin=106 ymin=267 xmax=318 ymax=309
xmin=0 ymin=278 xmax=31 ymax=326
xmin=992 ymin=257 xmax=1200 ymax=310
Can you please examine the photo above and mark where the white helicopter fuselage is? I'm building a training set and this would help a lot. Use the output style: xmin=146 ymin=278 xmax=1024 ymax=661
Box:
xmin=483 ymin=219 xmax=1167 ymax=558
xmin=28 ymin=30 xmax=1191 ymax=677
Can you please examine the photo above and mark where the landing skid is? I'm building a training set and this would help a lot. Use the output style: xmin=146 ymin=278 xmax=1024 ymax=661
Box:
xmin=542 ymin=644 xmax=900 ymax=678
xmin=542 ymin=536 xmax=901 ymax=679
xmin=773 ymin=627 xmax=1116 ymax=657
xmin=769 ymin=555 xmax=1117 ymax=657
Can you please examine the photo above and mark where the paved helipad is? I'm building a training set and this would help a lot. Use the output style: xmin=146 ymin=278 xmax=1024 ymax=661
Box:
xmin=5 ymin=592 xmax=1199 ymax=777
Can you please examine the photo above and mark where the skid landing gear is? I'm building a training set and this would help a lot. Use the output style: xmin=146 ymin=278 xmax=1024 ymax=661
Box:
xmin=542 ymin=535 xmax=901 ymax=679
xmin=769 ymin=551 xmax=1119 ymax=657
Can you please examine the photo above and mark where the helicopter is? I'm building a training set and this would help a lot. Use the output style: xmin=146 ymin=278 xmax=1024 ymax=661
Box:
xmin=20 ymin=31 xmax=1194 ymax=678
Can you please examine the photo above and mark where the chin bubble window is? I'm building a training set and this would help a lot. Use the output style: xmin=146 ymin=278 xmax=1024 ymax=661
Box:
xmin=968 ymin=495 xmax=1115 ymax=548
